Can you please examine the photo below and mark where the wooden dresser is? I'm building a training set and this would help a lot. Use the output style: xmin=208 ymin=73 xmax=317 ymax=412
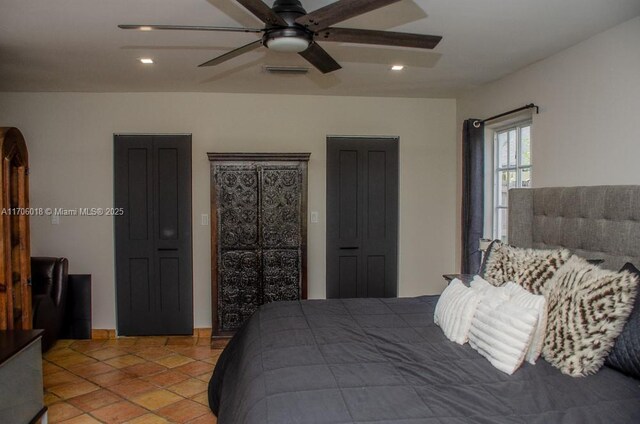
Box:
xmin=208 ymin=153 xmax=310 ymax=340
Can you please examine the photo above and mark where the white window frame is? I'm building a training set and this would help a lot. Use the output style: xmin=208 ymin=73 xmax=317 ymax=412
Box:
xmin=492 ymin=120 xmax=532 ymax=242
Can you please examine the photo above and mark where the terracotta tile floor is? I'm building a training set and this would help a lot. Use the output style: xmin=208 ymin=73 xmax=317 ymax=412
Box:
xmin=43 ymin=338 xmax=224 ymax=423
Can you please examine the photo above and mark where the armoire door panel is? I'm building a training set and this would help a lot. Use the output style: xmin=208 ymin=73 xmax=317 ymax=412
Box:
xmin=218 ymin=250 xmax=260 ymax=331
xmin=215 ymin=166 xmax=259 ymax=249
xmin=263 ymin=250 xmax=301 ymax=303
xmin=261 ymin=167 xmax=302 ymax=249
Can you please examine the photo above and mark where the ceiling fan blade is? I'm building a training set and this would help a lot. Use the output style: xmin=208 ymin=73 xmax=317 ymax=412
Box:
xmin=319 ymin=27 xmax=442 ymax=49
xmin=118 ymin=24 xmax=263 ymax=33
xmin=296 ymin=0 xmax=401 ymax=31
xmin=235 ymin=0 xmax=288 ymax=26
xmin=198 ymin=40 xmax=263 ymax=67
xmin=299 ymin=43 xmax=342 ymax=74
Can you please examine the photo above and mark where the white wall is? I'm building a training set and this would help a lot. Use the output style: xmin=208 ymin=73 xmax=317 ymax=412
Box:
xmin=0 ymin=92 xmax=457 ymax=329
xmin=456 ymin=16 xmax=640 ymax=261
xmin=458 ymin=16 xmax=640 ymax=187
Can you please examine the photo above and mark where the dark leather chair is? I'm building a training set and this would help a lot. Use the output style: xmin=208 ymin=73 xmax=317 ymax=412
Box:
xmin=31 ymin=257 xmax=68 ymax=351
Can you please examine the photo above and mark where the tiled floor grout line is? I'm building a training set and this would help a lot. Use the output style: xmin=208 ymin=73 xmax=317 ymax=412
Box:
xmin=42 ymin=337 xmax=226 ymax=424
xmin=44 ymin=345 xmax=210 ymax=422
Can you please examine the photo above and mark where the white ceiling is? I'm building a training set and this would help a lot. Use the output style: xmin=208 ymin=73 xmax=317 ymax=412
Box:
xmin=1 ymin=0 xmax=638 ymax=98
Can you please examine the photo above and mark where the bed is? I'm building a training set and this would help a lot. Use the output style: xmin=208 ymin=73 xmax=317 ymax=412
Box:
xmin=208 ymin=186 xmax=640 ymax=424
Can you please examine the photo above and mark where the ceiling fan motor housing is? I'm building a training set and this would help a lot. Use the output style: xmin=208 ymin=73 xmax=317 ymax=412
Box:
xmin=263 ymin=0 xmax=314 ymax=52
xmin=271 ymin=0 xmax=307 ymax=18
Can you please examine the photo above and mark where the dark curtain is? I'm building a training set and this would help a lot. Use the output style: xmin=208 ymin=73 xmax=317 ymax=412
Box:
xmin=461 ymin=119 xmax=484 ymax=274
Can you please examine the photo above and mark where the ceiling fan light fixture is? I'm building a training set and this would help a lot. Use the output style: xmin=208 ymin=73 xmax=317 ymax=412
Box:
xmin=391 ymin=65 xmax=405 ymax=71
xmin=266 ymin=36 xmax=310 ymax=53
xmin=140 ymin=58 xmax=154 ymax=64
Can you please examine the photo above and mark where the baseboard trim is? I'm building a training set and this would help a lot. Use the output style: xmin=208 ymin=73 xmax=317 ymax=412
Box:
xmin=91 ymin=328 xmax=212 ymax=340
xmin=195 ymin=328 xmax=212 ymax=339
xmin=91 ymin=329 xmax=116 ymax=340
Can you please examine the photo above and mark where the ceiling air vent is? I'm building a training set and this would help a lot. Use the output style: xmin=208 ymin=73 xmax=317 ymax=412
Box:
xmin=263 ymin=66 xmax=310 ymax=75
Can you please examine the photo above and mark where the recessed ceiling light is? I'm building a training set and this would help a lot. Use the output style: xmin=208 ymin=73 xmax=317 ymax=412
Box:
xmin=391 ymin=65 xmax=405 ymax=71
xmin=140 ymin=58 xmax=154 ymax=64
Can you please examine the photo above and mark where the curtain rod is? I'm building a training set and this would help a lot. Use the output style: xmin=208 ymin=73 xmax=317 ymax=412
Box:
xmin=473 ymin=103 xmax=539 ymax=128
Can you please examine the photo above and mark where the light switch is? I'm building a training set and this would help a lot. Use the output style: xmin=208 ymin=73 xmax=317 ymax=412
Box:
xmin=310 ymin=211 xmax=319 ymax=223
xmin=51 ymin=214 xmax=60 ymax=225
xmin=201 ymin=214 xmax=209 ymax=226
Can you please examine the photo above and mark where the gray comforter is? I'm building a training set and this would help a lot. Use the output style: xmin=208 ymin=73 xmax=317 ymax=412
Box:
xmin=209 ymin=296 xmax=640 ymax=424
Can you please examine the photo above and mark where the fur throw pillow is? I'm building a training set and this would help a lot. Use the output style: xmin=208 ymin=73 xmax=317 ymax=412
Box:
xmin=542 ymin=256 xmax=639 ymax=377
xmin=483 ymin=241 xmax=571 ymax=294
xmin=604 ymin=262 xmax=640 ymax=379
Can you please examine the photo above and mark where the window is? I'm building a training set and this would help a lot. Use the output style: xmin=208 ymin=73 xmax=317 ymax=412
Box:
xmin=493 ymin=122 xmax=531 ymax=242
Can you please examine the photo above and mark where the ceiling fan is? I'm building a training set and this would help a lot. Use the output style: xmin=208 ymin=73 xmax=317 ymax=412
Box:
xmin=119 ymin=0 xmax=442 ymax=74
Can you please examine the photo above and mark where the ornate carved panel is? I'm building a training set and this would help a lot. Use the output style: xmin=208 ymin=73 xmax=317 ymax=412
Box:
xmin=218 ymin=250 xmax=260 ymax=331
xmin=209 ymin=153 xmax=309 ymax=339
xmin=261 ymin=167 xmax=301 ymax=249
xmin=263 ymin=250 xmax=301 ymax=303
xmin=215 ymin=166 xmax=259 ymax=249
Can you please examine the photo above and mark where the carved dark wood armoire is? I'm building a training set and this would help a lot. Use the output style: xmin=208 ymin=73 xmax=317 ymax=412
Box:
xmin=209 ymin=153 xmax=310 ymax=339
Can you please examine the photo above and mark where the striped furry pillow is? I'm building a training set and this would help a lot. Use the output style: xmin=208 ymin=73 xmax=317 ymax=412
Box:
xmin=542 ymin=256 xmax=639 ymax=377
xmin=481 ymin=241 xmax=517 ymax=286
xmin=483 ymin=241 xmax=571 ymax=294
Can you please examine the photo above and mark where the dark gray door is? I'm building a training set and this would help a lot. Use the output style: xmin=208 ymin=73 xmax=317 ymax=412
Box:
xmin=114 ymin=135 xmax=193 ymax=335
xmin=326 ymin=137 xmax=398 ymax=298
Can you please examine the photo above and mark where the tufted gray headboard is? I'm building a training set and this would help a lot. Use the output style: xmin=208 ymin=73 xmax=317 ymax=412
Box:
xmin=509 ymin=186 xmax=640 ymax=271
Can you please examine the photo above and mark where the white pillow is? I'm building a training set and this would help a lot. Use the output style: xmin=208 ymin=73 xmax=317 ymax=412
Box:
xmin=471 ymin=277 xmax=546 ymax=363
xmin=468 ymin=298 xmax=539 ymax=374
xmin=434 ymin=279 xmax=484 ymax=345
xmin=503 ymin=282 xmax=547 ymax=364
xmin=470 ymin=275 xmax=510 ymax=299
xmin=470 ymin=275 xmax=492 ymax=290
